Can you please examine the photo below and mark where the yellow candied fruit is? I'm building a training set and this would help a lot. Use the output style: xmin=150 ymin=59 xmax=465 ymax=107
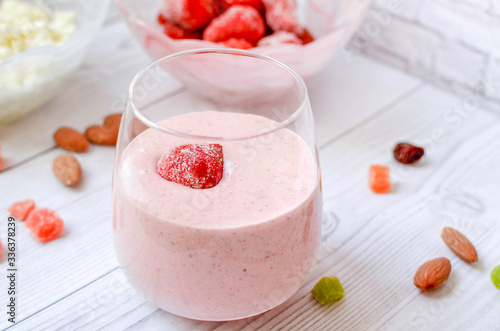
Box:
xmin=311 ymin=276 xmax=345 ymax=305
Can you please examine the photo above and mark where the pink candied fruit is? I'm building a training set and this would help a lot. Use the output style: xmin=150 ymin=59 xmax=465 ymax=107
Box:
xmin=262 ymin=0 xmax=304 ymax=35
xmin=220 ymin=37 xmax=253 ymax=49
xmin=203 ymin=5 xmax=266 ymax=45
xmin=25 ymin=208 xmax=64 ymax=242
xmin=163 ymin=20 xmax=202 ymax=39
xmin=161 ymin=0 xmax=215 ymax=31
xmin=257 ymin=31 xmax=302 ymax=46
xmin=369 ymin=165 xmax=391 ymax=194
xmin=157 ymin=144 xmax=224 ymax=189
xmin=8 ymin=199 xmax=36 ymax=221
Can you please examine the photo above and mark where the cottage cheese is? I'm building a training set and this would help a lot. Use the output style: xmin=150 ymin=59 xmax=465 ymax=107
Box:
xmin=0 ymin=0 xmax=76 ymax=62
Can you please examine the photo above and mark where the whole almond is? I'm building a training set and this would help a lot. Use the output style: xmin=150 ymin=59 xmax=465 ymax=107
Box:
xmin=104 ymin=113 xmax=122 ymax=127
xmin=85 ymin=125 xmax=119 ymax=145
xmin=54 ymin=127 xmax=89 ymax=152
xmin=85 ymin=114 xmax=122 ymax=146
xmin=441 ymin=227 xmax=478 ymax=263
xmin=53 ymin=154 xmax=81 ymax=187
xmin=414 ymin=257 xmax=451 ymax=291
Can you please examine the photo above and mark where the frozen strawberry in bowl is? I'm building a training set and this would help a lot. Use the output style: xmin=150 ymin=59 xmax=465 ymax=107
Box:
xmin=114 ymin=0 xmax=371 ymax=79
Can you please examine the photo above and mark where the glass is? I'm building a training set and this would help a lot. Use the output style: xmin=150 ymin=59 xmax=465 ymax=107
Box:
xmin=112 ymin=49 xmax=323 ymax=321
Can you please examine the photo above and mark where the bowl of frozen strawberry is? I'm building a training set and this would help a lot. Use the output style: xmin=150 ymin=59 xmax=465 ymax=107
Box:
xmin=115 ymin=0 xmax=370 ymax=79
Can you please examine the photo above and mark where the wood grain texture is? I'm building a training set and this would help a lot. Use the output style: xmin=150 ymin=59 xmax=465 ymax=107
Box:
xmin=1 ymin=4 xmax=500 ymax=331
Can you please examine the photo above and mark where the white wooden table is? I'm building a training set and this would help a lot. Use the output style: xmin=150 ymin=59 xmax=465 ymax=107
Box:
xmin=1 ymin=5 xmax=500 ymax=331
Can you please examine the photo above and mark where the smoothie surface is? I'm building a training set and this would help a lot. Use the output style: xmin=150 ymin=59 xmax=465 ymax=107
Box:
xmin=119 ymin=111 xmax=318 ymax=229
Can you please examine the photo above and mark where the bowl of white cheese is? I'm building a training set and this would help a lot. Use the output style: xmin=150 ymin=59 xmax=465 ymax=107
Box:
xmin=0 ymin=0 xmax=110 ymax=123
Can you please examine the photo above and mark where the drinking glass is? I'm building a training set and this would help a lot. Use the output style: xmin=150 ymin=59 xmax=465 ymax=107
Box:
xmin=113 ymin=49 xmax=323 ymax=321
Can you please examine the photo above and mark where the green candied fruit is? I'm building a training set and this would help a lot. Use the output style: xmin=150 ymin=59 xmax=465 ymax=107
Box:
xmin=491 ymin=265 xmax=500 ymax=289
xmin=311 ymin=276 xmax=345 ymax=305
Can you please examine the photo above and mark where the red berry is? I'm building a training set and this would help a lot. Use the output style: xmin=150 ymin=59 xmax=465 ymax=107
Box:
xmin=26 ymin=208 xmax=64 ymax=242
xmin=8 ymin=199 xmax=36 ymax=221
xmin=203 ymin=5 xmax=266 ymax=45
xmin=161 ymin=0 xmax=215 ymax=31
xmin=262 ymin=0 xmax=304 ymax=35
xmin=163 ymin=21 xmax=201 ymax=39
xmin=215 ymin=0 xmax=264 ymax=13
xmin=369 ymin=165 xmax=391 ymax=194
xmin=220 ymin=37 xmax=253 ymax=49
xmin=257 ymin=31 xmax=302 ymax=46
xmin=393 ymin=143 xmax=424 ymax=164
xmin=157 ymin=144 xmax=224 ymax=189
xmin=158 ymin=13 xmax=168 ymax=25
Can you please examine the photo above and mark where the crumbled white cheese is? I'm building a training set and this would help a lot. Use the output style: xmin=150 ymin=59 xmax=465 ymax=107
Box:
xmin=0 ymin=0 xmax=76 ymax=62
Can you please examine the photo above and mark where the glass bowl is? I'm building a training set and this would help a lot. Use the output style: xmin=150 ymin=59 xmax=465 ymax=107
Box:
xmin=0 ymin=0 xmax=110 ymax=124
xmin=115 ymin=0 xmax=370 ymax=79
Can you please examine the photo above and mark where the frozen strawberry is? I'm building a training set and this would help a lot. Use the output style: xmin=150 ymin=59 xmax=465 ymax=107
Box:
xmin=262 ymin=0 xmax=304 ymax=35
xmin=163 ymin=21 xmax=202 ymax=39
xmin=203 ymin=5 xmax=266 ymax=45
xmin=157 ymin=144 xmax=224 ymax=189
xmin=220 ymin=37 xmax=253 ymax=49
xmin=158 ymin=13 xmax=168 ymax=25
xmin=161 ymin=0 xmax=215 ymax=31
xmin=215 ymin=0 xmax=264 ymax=13
xmin=369 ymin=165 xmax=391 ymax=194
xmin=26 ymin=208 xmax=64 ymax=242
xmin=257 ymin=31 xmax=302 ymax=46
xmin=298 ymin=28 xmax=314 ymax=45
xmin=8 ymin=199 xmax=36 ymax=221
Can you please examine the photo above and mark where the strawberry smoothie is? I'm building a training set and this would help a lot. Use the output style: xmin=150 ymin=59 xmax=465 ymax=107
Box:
xmin=113 ymin=111 xmax=322 ymax=320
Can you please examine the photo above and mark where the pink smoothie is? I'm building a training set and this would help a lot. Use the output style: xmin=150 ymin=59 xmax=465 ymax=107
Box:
xmin=113 ymin=111 xmax=322 ymax=320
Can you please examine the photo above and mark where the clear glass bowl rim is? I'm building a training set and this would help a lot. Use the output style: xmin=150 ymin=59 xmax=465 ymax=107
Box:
xmin=127 ymin=48 xmax=310 ymax=142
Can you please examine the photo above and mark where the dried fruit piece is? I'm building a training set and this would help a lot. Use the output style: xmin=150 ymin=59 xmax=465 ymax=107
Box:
xmin=163 ymin=21 xmax=201 ymax=39
xmin=158 ymin=13 xmax=168 ymax=25
xmin=203 ymin=5 xmax=266 ymax=45
xmin=441 ymin=227 xmax=478 ymax=263
xmin=491 ymin=265 xmax=500 ymax=289
xmin=298 ymin=28 xmax=314 ymax=45
xmin=262 ymin=0 xmax=304 ymax=35
xmin=311 ymin=276 xmax=345 ymax=305
xmin=54 ymin=127 xmax=89 ymax=152
xmin=161 ymin=0 xmax=215 ymax=31
xmin=157 ymin=144 xmax=224 ymax=189
xmin=369 ymin=165 xmax=391 ymax=193
xmin=53 ymin=154 xmax=82 ymax=187
xmin=85 ymin=114 xmax=122 ymax=146
xmin=25 ymin=208 xmax=64 ymax=242
xmin=413 ymin=257 xmax=451 ymax=291
xmin=257 ymin=31 xmax=302 ymax=47
xmin=393 ymin=142 xmax=424 ymax=164
xmin=220 ymin=37 xmax=253 ymax=49
xmin=8 ymin=199 xmax=36 ymax=221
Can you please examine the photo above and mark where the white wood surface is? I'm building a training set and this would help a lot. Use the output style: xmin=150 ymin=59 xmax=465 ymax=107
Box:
xmin=1 ymin=5 xmax=500 ymax=331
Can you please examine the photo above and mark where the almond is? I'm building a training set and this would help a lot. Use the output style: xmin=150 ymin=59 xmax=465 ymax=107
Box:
xmin=413 ymin=257 xmax=451 ymax=291
xmin=53 ymin=154 xmax=81 ymax=187
xmin=104 ymin=113 xmax=122 ymax=127
xmin=85 ymin=114 xmax=122 ymax=146
xmin=54 ymin=127 xmax=89 ymax=152
xmin=441 ymin=227 xmax=478 ymax=263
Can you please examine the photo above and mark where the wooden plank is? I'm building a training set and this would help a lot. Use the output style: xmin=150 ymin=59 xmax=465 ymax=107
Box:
xmin=307 ymin=55 xmax=421 ymax=145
